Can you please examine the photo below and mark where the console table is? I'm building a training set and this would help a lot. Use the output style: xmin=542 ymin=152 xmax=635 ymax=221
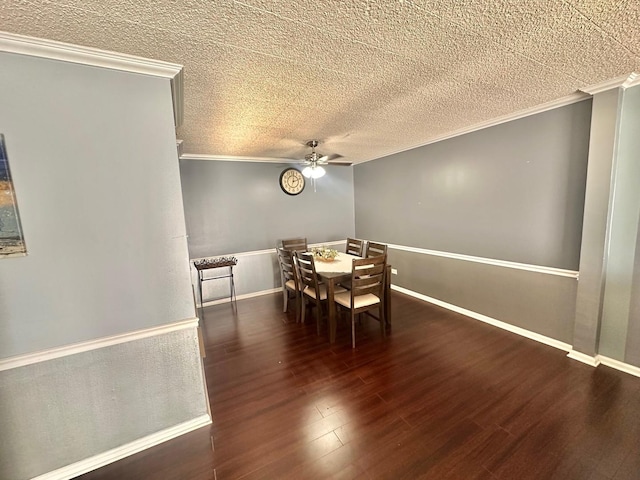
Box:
xmin=194 ymin=257 xmax=238 ymax=316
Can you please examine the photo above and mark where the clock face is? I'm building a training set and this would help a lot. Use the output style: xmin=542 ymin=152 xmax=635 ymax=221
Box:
xmin=279 ymin=168 xmax=305 ymax=195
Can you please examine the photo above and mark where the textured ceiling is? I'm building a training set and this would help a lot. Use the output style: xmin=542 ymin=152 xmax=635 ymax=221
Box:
xmin=2 ymin=0 xmax=640 ymax=164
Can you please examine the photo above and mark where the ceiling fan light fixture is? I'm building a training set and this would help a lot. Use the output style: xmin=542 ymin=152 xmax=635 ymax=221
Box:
xmin=312 ymin=165 xmax=326 ymax=178
xmin=302 ymin=164 xmax=326 ymax=179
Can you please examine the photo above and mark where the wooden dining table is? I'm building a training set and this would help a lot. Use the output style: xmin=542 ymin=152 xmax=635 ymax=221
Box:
xmin=314 ymin=252 xmax=392 ymax=343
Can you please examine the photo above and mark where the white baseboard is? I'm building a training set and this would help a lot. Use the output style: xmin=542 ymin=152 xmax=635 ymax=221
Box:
xmin=32 ymin=414 xmax=212 ymax=480
xmin=391 ymin=285 xmax=640 ymax=379
xmin=200 ymin=287 xmax=280 ymax=307
xmin=567 ymin=349 xmax=601 ymax=367
xmin=598 ymin=355 xmax=640 ymax=377
xmin=391 ymin=285 xmax=572 ymax=352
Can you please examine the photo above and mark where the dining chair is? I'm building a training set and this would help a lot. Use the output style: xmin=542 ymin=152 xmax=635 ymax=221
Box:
xmin=281 ymin=237 xmax=308 ymax=252
xmin=346 ymin=237 xmax=365 ymax=256
xmin=276 ymin=247 xmax=301 ymax=322
xmin=365 ymin=241 xmax=388 ymax=258
xmin=334 ymin=254 xmax=387 ymax=348
xmin=295 ymin=251 xmax=346 ymax=335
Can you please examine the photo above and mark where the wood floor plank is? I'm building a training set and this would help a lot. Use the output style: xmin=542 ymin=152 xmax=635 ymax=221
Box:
xmin=77 ymin=292 xmax=640 ymax=480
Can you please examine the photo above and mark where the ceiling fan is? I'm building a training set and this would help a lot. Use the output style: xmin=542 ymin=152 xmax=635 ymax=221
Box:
xmin=300 ymin=140 xmax=351 ymax=179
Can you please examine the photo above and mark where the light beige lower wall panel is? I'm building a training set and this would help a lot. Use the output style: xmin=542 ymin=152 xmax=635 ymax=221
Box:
xmin=0 ymin=328 xmax=209 ymax=480
xmin=388 ymin=249 xmax=578 ymax=344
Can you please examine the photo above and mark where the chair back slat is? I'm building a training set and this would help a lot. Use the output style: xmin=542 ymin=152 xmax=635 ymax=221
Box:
xmin=276 ymin=247 xmax=298 ymax=289
xmin=365 ymin=241 xmax=387 ymax=258
xmin=346 ymin=238 xmax=364 ymax=256
xmin=282 ymin=237 xmax=308 ymax=252
xmin=295 ymin=251 xmax=320 ymax=295
xmin=350 ymin=255 xmax=386 ymax=300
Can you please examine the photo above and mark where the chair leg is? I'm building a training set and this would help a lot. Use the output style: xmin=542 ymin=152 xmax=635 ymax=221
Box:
xmin=282 ymin=288 xmax=288 ymax=313
xmin=315 ymin=301 xmax=321 ymax=336
xmin=300 ymin=296 xmax=307 ymax=324
xmin=351 ymin=311 xmax=356 ymax=349
xmin=379 ymin=304 xmax=386 ymax=337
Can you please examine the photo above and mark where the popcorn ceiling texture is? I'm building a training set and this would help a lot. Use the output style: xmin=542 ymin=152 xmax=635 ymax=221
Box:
xmin=2 ymin=0 xmax=639 ymax=163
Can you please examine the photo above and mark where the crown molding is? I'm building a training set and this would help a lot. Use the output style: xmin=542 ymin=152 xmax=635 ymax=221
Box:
xmin=180 ymin=153 xmax=298 ymax=163
xmin=359 ymin=91 xmax=591 ymax=164
xmin=0 ymin=31 xmax=184 ymax=126
xmin=579 ymin=72 xmax=639 ymax=95
xmin=623 ymin=72 xmax=640 ymax=89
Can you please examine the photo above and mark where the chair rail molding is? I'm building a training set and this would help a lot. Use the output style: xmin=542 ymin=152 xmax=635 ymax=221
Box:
xmin=0 ymin=317 xmax=199 ymax=371
xmin=386 ymin=242 xmax=579 ymax=278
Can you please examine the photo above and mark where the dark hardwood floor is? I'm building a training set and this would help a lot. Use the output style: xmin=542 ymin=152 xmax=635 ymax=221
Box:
xmin=78 ymin=291 xmax=640 ymax=479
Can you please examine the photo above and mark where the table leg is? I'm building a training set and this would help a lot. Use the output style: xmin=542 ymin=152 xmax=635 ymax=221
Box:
xmin=198 ymin=271 xmax=204 ymax=321
xmin=328 ymin=277 xmax=337 ymax=343
xmin=385 ymin=265 xmax=391 ymax=330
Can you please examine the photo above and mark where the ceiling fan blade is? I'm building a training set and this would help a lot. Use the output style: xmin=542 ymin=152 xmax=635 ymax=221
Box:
xmin=323 ymin=154 xmax=351 ymax=165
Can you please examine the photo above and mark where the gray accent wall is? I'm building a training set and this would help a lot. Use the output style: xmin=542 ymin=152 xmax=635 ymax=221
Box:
xmin=0 ymin=52 xmax=207 ymax=479
xmin=571 ymin=89 xmax=622 ymax=357
xmin=626 ymin=210 xmax=640 ymax=367
xmin=180 ymin=160 xmax=355 ymax=257
xmin=389 ymin=249 xmax=577 ymax=343
xmin=599 ymin=85 xmax=640 ymax=362
xmin=0 ymin=53 xmax=195 ymax=357
xmin=355 ymin=100 xmax=591 ymax=270
xmin=354 ymin=100 xmax=592 ymax=343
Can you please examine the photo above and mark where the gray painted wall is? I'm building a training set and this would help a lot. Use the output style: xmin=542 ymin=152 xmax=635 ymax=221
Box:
xmin=600 ymin=85 xmax=640 ymax=360
xmin=0 ymin=52 xmax=207 ymax=479
xmin=626 ymin=208 xmax=640 ymax=366
xmin=355 ymin=100 xmax=592 ymax=270
xmin=354 ymin=101 xmax=592 ymax=343
xmin=180 ymin=160 xmax=355 ymax=257
xmin=389 ymin=249 xmax=577 ymax=342
xmin=572 ymin=89 xmax=622 ymax=357
xmin=0 ymin=52 xmax=195 ymax=358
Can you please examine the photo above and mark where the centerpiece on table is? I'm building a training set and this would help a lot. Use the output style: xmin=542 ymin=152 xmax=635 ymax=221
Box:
xmin=312 ymin=245 xmax=339 ymax=262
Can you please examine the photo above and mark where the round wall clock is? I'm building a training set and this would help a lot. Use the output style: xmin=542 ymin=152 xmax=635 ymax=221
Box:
xmin=279 ymin=168 xmax=305 ymax=195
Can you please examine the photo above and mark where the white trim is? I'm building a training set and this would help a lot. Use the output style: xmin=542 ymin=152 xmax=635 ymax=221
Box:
xmin=0 ymin=317 xmax=199 ymax=372
xmin=180 ymin=153 xmax=298 ymax=163
xmin=622 ymin=72 xmax=640 ymax=89
xmin=0 ymin=32 xmax=182 ymax=78
xmin=387 ymin=243 xmax=579 ymax=278
xmin=567 ymin=349 xmax=601 ymax=367
xmin=357 ymin=92 xmax=590 ymax=164
xmin=0 ymin=32 xmax=184 ymax=126
xmin=598 ymin=355 xmax=640 ymax=378
xmin=32 ymin=414 xmax=212 ymax=480
xmin=190 ymin=240 xmax=345 ymax=261
xmin=579 ymin=72 xmax=639 ymax=95
xmin=201 ymin=287 xmax=281 ymax=307
xmin=391 ymin=285 xmax=573 ymax=352
xmin=170 ymin=69 xmax=184 ymax=127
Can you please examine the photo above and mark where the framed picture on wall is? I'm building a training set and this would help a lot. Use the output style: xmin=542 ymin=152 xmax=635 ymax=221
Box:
xmin=0 ymin=134 xmax=27 ymax=257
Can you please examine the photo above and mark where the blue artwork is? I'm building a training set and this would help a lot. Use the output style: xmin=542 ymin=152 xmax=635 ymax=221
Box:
xmin=0 ymin=134 xmax=26 ymax=256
